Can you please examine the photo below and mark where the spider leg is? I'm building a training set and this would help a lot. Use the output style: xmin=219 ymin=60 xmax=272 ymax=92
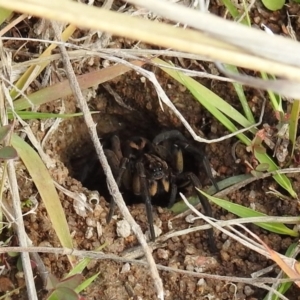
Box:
xmin=201 ymin=154 xmax=219 ymax=192
xmin=106 ymin=135 xmax=134 ymax=223
xmin=111 ymin=135 xmax=123 ymax=161
xmin=167 ymin=175 xmax=178 ymax=209
xmin=136 ymin=161 xmax=156 ymax=241
xmin=153 ymin=130 xmax=187 ymax=145
xmin=186 ymin=173 xmax=217 ymax=252
xmin=104 ymin=149 xmax=120 ymax=177
xmin=178 ymin=142 xmax=219 ymax=192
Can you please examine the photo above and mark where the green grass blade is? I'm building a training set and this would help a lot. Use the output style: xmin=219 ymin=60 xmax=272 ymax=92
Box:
xmin=261 ymin=72 xmax=283 ymax=112
xmin=204 ymin=192 xmax=298 ymax=237
xmin=224 ymin=64 xmax=255 ymax=123
xmin=0 ymin=7 xmax=11 ymax=24
xmin=254 ymin=150 xmax=296 ymax=197
xmin=67 ymin=243 xmax=107 ymax=277
xmin=75 ymin=272 xmax=100 ymax=293
xmin=11 ymin=135 xmax=73 ymax=257
xmin=185 ymin=82 xmax=249 ymax=126
xmin=0 ymin=124 xmax=11 ymax=140
xmin=220 ymin=0 xmax=241 ymax=20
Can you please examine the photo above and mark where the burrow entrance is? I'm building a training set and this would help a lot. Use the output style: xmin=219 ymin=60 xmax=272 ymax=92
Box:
xmin=60 ymin=71 xmax=220 ymax=208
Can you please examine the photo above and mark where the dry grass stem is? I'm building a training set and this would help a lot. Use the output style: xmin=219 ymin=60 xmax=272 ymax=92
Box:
xmin=0 ymin=45 xmax=38 ymax=299
xmin=179 ymin=193 xmax=293 ymax=263
xmin=126 ymin=0 xmax=300 ymax=68
xmin=122 ymin=216 xmax=300 ymax=259
xmin=0 ymin=245 xmax=297 ymax=299
xmin=266 ymin=246 xmax=300 ymax=300
xmin=1 ymin=38 xmax=234 ymax=83
xmin=41 ymin=101 xmax=65 ymax=149
xmin=0 ymin=14 xmax=28 ymax=37
xmin=213 ymin=167 xmax=300 ymax=198
xmin=2 ymin=0 xmax=300 ymax=85
xmin=7 ymin=161 xmax=38 ymax=300
xmin=51 ymin=22 xmax=164 ymax=299
xmin=0 ymin=246 xmax=297 ymax=285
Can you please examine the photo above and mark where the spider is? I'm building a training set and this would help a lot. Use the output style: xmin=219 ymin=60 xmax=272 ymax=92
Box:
xmin=104 ymin=130 xmax=219 ymax=250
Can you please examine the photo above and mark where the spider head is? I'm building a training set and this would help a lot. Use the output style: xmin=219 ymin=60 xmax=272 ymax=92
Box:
xmin=144 ymin=154 xmax=168 ymax=181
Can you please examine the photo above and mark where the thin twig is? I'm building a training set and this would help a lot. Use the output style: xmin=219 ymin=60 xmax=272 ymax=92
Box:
xmin=51 ymin=22 xmax=164 ymax=300
xmin=0 ymin=44 xmax=38 ymax=300
xmin=6 ymin=149 xmax=38 ymax=300
xmin=0 ymin=245 xmax=298 ymax=299
xmin=0 ymin=246 xmax=298 ymax=285
xmin=180 ymin=192 xmax=297 ymax=265
xmin=3 ymin=0 xmax=300 ymax=86
xmin=122 ymin=215 xmax=300 ymax=259
xmin=266 ymin=245 xmax=300 ymax=300
xmin=0 ymin=14 xmax=28 ymax=37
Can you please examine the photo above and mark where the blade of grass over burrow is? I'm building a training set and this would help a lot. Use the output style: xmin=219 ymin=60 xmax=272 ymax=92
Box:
xmin=171 ymin=174 xmax=253 ymax=213
xmin=153 ymin=58 xmax=254 ymax=133
xmin=10 ymin=24 xmax=77 ymax=100
xmin=203 ymin=192 xmax=298 ymax=237
xmin=155 ymin=58 xmax=296 ymax=197
xmin=261 ymin=72 xmax=283 ymax=112
xmin=189 ymin=73 xmax=295 ymax=196
xmin=11 ymin=135 xmax=74 ymax=262
xmin=223 ymin=64 xmax=255 ymax=123
xmin=13 ymin=60 xmax=145 ymax=111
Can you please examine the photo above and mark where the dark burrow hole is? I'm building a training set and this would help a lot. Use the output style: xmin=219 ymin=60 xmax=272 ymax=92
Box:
xmin=64 ymin=106 xmax=215 ymax=210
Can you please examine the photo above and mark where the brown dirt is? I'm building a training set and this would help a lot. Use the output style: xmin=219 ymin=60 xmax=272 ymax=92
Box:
xmin=1 ymin=1 xmax=300 ymax=300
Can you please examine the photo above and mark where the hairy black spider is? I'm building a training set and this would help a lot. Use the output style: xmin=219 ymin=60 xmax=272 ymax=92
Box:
xmin=104 ymin=130 xmax=219 ymax=250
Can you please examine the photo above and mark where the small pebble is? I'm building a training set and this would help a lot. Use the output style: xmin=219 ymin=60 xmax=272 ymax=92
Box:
xmin=86 ymin=217 xmax=97 ymax=227
xmin=157 ymin=249 xmax=169 ymax=260
xmin=244 ymin=285 xmax=254 ymax=296
xmin=97 ymin=222 xmax=103 ymax=237
xmin=116 ymin=220 xmax=131 ymax=238
xmin=73 ymin=193 xmax=88 ymax=217
xmin=121 ymin=263 xmax=131 ymax=273
xmin=222 ymin=239 xmax=231 ymax=251
xmin=85 ymin=227 xmax=94 ymax=239
xmin=185 ymin=214 xmax=195 ymax=224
